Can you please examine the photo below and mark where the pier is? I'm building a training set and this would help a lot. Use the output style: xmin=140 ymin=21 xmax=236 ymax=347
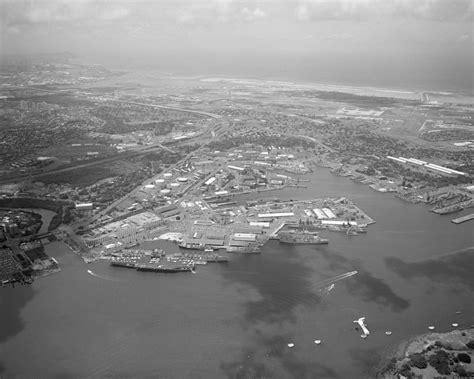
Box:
xmin=451 ymin=213 xmax=474 ymax=224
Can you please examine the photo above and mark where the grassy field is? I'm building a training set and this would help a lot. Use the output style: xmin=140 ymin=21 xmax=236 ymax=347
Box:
xmin=36 ymin=165 xmax=119 ymax=186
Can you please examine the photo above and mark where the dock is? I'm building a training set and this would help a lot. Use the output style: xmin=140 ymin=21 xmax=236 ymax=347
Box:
xmin=451 ymin=213 xmax=474 ymax=224
xmin=269 ymin=221 xmax=287 ymax=239
xmin=110 ymin=249 xmax=228 ymax=273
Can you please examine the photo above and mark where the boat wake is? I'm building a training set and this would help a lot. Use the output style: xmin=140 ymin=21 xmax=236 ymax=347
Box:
xmin=320 ymin=283 xmax=335 ymax=295
xmin=311 ymin=271 xmax=358 ymax=291
xmin=87 ymin=270 xmax=117 ymax=281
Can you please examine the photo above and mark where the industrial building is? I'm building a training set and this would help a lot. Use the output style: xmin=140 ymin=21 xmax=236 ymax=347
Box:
xmin=257 ymin=212 xmax=294 ymax=218
xmin=321 ymin=220 xmax=357 ymax=226
xmin=75 ymin=203 xmax=93 ymax=211
xmin=322 ymin=208 xmax=336 ymax=218
xmin=228 ymin=165 xmax=244 ymax=171
xmin=387 ymin=156 xmax=467 ymax=176
xmin=205 ymin=177 xmax=216 ymax=186
xmin=232 ymin=233 xmax=257 ymax=242
xmin=313 ymin=209 xmax=327 ymax=219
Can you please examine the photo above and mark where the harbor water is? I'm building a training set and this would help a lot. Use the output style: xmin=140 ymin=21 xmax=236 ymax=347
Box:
xmin=1 ymin=166 xmax=473 ymax=378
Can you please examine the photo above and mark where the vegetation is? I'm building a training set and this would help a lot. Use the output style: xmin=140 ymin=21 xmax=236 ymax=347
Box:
xmin=453 ymin=364 xmax=468 ymax=377
xmin=0 ymin=197 xmax=73 ymax=231
xmin=409 ymin=353 xmax=427 ymax=369
xmin=428 ymin=350 xmax=451 ymax=375
xmin=37 ymin=165 xmax=119 ymax=187
xmin=457 ymin=353 xmax=471 ymax=364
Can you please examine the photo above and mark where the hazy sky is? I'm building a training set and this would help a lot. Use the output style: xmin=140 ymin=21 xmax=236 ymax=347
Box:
xmin=1 ymin=0 xmax=473 ymax=90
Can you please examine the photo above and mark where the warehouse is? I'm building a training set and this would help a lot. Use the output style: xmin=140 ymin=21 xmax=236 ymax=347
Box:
xmin=203 ymin=238 xmax=224 ymax=246
xmin=228 ymin=165 xmax=244 ymax=171
xmin=322 ymin=208 xmax=336 ymax=218
xmin=205 ymin=177 xmax=216 ymax=186
xmin=232 ymin=233 xmax=256 ymax=242
xmin=321 ymin=220 xmax=357 ymax=226
xmin=228 ymin=240 xmax=252 ymax=247
xmin=313 ymin=209 xmax=327 ymax=219
xmin=75 ymin=203 xmax=93 ymax=211
xmin=257 ymin=212 xmax=294 ymax=218
xmin=249 ymin=221 xmax=270 ymax=228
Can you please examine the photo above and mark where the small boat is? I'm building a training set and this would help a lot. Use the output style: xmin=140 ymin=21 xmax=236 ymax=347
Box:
xmin=287 ymin=343 xmax=295 ymax=348
xmin=385 ymin=331 xmax=392 ymax=336
xmin=428 ymin=326 xmax=435 ymax=330
xmin=314 ymin=340 xmax=321 ymax=345
xmin=452 ymin=323 xmax=459 ymax=327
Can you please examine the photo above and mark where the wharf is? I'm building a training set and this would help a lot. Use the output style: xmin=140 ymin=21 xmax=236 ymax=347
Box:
xmin=269 ymin=221 xmax=287 ymax=239
xmin=181 ymin=252 xmax=228 ymax=263
xmin=110 ymin=249 xmax=228 ymax=273
xmin=451 ymin=213 xmax=474 ymax=224
xmin=432 ymin=199 xmax=474 ymax=215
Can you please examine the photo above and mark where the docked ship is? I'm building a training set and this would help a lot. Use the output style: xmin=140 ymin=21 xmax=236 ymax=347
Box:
xmin=178 ymin=241 xmax=205 ymax=250
xmin=110 ymin=260 xmax=137 ymax=269
xmin=135 ymin=264 xmax=193 ymax=273
xmin=278 ymin=230 xmax=329 ymax=245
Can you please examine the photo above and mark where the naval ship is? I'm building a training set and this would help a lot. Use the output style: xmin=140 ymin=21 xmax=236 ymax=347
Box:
xmin=278 ymin=230 xmax=329 ymax=245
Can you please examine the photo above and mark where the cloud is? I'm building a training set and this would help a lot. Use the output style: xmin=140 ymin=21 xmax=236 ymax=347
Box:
xmin=174 ymin=0 xmax=268 ymax=24
xmin=0 ymin=0 xmax=130 ymax=28
xmin=242 ymin=7 xmax=266 ymax=22
xmin=5 ymin=26 xmax=21 ymax=35
xmin=98 ymin=5 xmax=129 ymax=21
xmin=295 ymin=4 xmax=310 ymax=21
xmin=2 ymin=0 xmax=471 ymax=34
xmin=293 ymin=0 xmax=473 ymax=22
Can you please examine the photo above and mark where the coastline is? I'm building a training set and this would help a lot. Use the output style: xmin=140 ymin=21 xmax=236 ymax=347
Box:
xmin=378 ymin=328 xmax=474 ymax=378
xmin=73 ymin=56 xmax=474 ymax=104
xmin=198 ymin=76 xmax=474 ymax=104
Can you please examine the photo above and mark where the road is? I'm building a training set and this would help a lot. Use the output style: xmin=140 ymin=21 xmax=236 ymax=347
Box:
xmin=82 ymin=118 xmax=229 ymax=228
xmin=105 ymin=98 xmax=222 ymax=120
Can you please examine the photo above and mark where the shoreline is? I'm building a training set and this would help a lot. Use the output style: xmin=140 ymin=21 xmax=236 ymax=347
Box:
xmin=377 ymin=328 xmax=474 ymax=378
xmin=71 ymin=56 xmax=473 ymax=103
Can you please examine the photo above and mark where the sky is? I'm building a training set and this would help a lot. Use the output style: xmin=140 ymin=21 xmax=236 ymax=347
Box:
xmin=1 ymin=0 xmax=473 ymax=90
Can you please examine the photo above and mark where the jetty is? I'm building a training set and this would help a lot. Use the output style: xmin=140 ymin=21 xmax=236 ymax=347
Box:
xmin=451 ymin=213 xmax=474 ymax=224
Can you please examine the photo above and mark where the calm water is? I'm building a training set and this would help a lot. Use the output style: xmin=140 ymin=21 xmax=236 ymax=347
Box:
xmin=1 ymin=167 xmax=473 ymax=378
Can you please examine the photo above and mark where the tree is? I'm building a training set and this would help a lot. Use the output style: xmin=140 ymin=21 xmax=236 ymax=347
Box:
xmin=429 ymin=350 xmax=451 ymax=375
xmin=457 ymin=353 xmax=471 ymax=364
xmin=410 ymin=354 xmax=427 ymax=369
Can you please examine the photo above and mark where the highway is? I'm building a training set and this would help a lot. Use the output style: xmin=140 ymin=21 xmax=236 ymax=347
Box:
xmin=104 ymin=98 xmax=222 ymax=120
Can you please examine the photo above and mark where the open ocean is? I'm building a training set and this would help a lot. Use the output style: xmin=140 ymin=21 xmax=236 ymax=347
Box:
xmin=1 ymin=166 xmax=473 ymax=378
xmin=77 ymin=53 xmax=474 ymax=95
